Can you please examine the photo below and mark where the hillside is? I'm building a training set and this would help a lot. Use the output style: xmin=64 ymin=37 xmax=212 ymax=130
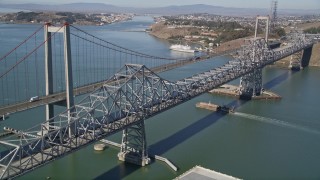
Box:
xmin=1 ymin=3 xmax=319 ymax=16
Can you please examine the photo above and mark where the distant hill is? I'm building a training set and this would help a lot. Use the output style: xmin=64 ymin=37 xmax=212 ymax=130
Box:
xmin=141 ymin=4 xmax=267 ymax=16
xmin=0 ymin=3 xmax=319 ymax=16
xmin=0 ymin=3 xmax=128 ymax=13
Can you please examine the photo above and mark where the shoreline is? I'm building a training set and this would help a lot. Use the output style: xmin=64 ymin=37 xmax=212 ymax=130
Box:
xmin=0 ymin=19 xmax=133 ymax=26
xmin=0 ymin=11 xmax=134 ymax=26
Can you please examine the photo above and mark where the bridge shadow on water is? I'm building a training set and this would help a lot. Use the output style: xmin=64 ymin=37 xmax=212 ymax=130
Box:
xmin=94 ymin=70 xmax=296 ymax=179
xmin=94 ymin=112 xmax=229 ymax=180
xmin=149 ymin=113 xmax=226 ymax=155
xmin=263 ymin=69 xmax=298 ymax=89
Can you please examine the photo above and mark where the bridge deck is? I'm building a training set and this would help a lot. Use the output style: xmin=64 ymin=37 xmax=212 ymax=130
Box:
xmin=0 ymin=34 xmax=315 ymax=179
xmin=0 ymin=49 xmax=237 ymax=116
xmin=0 ymin=114 xmax=138 ymax=179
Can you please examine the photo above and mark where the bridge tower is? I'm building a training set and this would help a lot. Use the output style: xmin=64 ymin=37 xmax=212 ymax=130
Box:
xmin=289 ymin=51 xmax=303 ymax=70
xmin=118 ymin=121 xmax=150 ymax=166
xmin=114 ymin=64 xmax=156 ymax=166
xmin=289 ymin=45 xmax=313 ymax=70
xmin=239 ymin=17 xmax=269 ymax=99
xmin=44 ymin=23 xmax=75 ymax=135
xmin=288 ymin=30 xmax=314 ymax=70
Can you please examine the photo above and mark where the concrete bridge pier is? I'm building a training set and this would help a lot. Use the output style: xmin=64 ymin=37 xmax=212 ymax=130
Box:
xmin=301 ymin=45 xmax=313 ymax=68
xmin=289 ymin=45 xmax=313 ymax=70
xmin=289 ymin=51 xmax=303 ymax=70
xmin=239 ymin=67 xmax=263 ymax=100
xmin=118 ymin=121 xmax=150 ymax=166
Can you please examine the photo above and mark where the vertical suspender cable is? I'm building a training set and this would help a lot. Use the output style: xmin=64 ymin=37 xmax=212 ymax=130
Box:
xmin=35 ymin=32 xmax=40 ymax=97
xmin=91 ymin=35 xmax=93 ymax=84
xmin=114 ymin=49 xmax=117 ymax=75
xmin=125 ymin=50 xmax=128 ymax=66
xmin=107 ymin=42 xmax=110 ymax=78
xmin=119 ymin=47 xmax=121 ymax=67
xmin=54 ymin=34 xmax=58 ymax=92
xmin=82 ymin=32 xmax=85 ymax=87
xmin=76 ymin=29 xmax=80 ymax=89
xmin=1 ymin=61 xmax=3 ymax=105
xmin=130 ymin=54 xmax=132 ymax=65
xmin=14 ymin=51 xmax=18 ymax=102
xmin=92 ymin=37 xmax=95 ymax=83
xmin=4 ymin=58 xmax=8 ymax=105
xmin=59 ymin=33 xmax=63 ymax=92
xmin=24 ymin=42 xmax=29 ymax=100
xmin=85 ymin=33 xmax=88 ymax=85
xmin=99 ymin=39 xmax=102 ymax=82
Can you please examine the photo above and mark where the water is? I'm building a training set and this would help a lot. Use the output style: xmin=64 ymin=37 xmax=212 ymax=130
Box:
xmin=0 ymin=8 xmax=30 ymax=13
xmin=0 ymin=16 xmax=320 ymax=179
xmin=0 ymin=16 xmax=193 ymax=105
xmin=233 ymin=112 xmax=320 ymax=135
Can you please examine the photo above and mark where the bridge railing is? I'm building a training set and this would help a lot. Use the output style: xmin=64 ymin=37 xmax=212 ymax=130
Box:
xmin=0 ymin=29 xmax=315 ymax=178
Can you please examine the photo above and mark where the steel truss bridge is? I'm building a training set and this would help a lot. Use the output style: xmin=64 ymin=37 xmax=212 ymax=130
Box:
xmin=0 ymin=23 xmax=315 ymax=179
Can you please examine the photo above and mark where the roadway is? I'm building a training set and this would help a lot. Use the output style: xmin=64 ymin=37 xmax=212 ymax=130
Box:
xmin=0 ymin=39 xmax=314 ymax=179
xmin=0 ymin=48 xmax=238 ymax=117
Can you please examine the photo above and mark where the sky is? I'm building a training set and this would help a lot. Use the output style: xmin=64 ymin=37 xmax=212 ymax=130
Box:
xmin=0 ymin=0 xmax=319 ymax=9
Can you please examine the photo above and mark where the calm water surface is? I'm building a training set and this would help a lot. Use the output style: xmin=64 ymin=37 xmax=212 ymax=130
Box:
xmin=0 ymin=16 xmax=319 ymax=179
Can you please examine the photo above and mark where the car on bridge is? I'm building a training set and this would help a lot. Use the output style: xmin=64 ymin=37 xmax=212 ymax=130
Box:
xmin=29 ymin=96 xmax=39 ymax=102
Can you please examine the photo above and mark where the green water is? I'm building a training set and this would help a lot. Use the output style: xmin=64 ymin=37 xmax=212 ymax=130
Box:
xmin=13 ymin=66 xmax=320 ymax=180
xmin=0 ymin=17 xmax=319 ymax=179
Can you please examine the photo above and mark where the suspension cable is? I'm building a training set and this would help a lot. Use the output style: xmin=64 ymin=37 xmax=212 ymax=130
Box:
xmin=0 ymin=25 xmax=65 ymax=80
xmin=70 ymin=25 xmax=187 ymax=61
xmin=0 ymin=25 xmax=44 ymax=62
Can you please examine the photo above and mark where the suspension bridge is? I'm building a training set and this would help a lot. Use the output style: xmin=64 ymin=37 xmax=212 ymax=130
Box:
xmin=0 ymin=22 xmax=315 ymax=179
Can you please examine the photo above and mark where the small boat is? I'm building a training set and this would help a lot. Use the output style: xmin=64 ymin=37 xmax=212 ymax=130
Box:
xmin=170 ymin=44 xmax=195 ymax=53
xmin=217 ymin=105 xmax=231 ymax=114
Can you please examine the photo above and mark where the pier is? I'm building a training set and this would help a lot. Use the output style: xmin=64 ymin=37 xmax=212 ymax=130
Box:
xmin=0 ymin=19 xmax=315 ymax=179
xmin=100 ymin=139 xmax=121 ymax=148
xmin=154 ymin=155 xmax=178 ymax=171
xmin=210 ymin=84 xmax=281 ymax=100
xmin=100 ymin=139 xmax=178 ymax=171
xmin=175 ymin=166 xmax=240 ymax=180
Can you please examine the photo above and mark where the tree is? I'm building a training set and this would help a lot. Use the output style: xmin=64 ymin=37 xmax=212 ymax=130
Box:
xmin=304 ymin=26 xmax=320 ymax=34
xmin=274 ymin=28 xmax=286 ymax=37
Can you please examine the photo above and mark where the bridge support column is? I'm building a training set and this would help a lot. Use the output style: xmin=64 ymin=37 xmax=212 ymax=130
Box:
xmin=289 ymin=51 xmax=303 ymax=70
xmin=118 ymin=121 xmax=150 ymax=166
xmin=63 ymin=23 xmax=75 ymax=137
xmin=45 ymin=23 xmax=75 ymax=136
xmin=301 ymin=45 xmax=313 ymax=68
xmin=239 ymin=68 xmax=262 ymax=99
xmin=44 ymin=23 xmax=54 ymax=126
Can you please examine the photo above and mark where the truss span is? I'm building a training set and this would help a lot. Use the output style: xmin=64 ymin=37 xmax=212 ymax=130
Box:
xmin=0 ymin=31 xmax=315 ymax=178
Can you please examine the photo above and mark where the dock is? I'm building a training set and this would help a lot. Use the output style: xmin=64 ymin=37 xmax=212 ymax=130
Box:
xmin=100 ymin=139 xmax=121 ymax=148
xmin=154 ymin=155 xmax=178 ymax=171
xmin=99 ymin=139 xmax=178 ymax=171
xmin=175 ymin=166 xmax=240 ymax=180
xmin=210 ymin=84 xmax=281 ymax=100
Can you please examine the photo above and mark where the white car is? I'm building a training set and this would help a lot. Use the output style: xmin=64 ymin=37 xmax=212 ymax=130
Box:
xmin=29 ymin=96 xmax=39 ymax=102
